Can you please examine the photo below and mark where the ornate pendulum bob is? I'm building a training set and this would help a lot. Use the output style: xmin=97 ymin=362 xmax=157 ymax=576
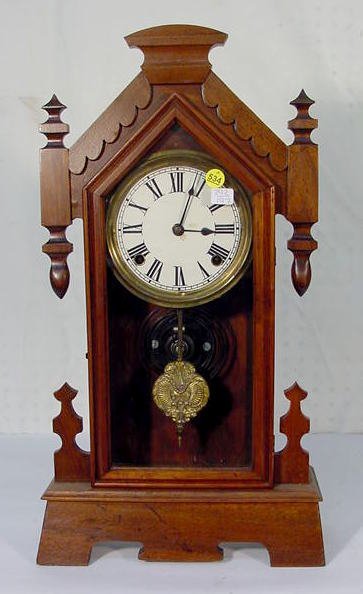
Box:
xmin=152 ymin=309 xmax=210 ymax=445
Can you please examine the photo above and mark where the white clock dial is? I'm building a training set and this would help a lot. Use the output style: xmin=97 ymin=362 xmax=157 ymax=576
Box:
xmin=107 ymin=152 xmax=252 ymax=307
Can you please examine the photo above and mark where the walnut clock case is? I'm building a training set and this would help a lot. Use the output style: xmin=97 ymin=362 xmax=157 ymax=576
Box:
xmin=37 ymin=25 xmax=324 ymax=566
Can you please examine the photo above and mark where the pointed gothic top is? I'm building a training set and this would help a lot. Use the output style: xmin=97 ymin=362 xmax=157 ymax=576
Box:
xmin=290 ymin=89 xmax=315 ymax=108
xmin=40 ymin=94 xmax=69 ymax=148
xmin=288 ymin=89 xmax=317 ymax=144
xmin=42 ymin=94 xmax=67 ymax=114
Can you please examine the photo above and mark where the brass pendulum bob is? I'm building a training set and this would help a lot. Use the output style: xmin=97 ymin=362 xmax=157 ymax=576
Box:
xmin=152 ymin=309 xmax=210 ymax=446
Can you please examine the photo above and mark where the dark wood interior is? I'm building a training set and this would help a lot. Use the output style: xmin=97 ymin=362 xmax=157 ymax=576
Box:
xmin=108 ymin=270 xmax=253 ymax=468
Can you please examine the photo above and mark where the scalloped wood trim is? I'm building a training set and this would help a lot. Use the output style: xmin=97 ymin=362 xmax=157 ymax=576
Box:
xmin=202 ymin=72 xmax=287 ymax=172
xmin=69 ymin=73 xmax=152 ymax=175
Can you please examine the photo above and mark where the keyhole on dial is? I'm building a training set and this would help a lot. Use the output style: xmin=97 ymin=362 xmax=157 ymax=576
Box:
xmin=134 ymin=254 xmax=145 ymax=265
xmin=211 ymin=255 xmax=223 ymax=266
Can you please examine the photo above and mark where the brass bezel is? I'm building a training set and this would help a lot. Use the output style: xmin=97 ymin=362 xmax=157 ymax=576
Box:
xmin=106 ymin=150 xmax=252 ymax=308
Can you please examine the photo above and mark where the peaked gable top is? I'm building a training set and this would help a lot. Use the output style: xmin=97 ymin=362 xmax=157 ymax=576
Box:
xmin=69 ymin=25 xmax=287 ymax=174
xmin=41 ymin=25 xmax=318 ymax=299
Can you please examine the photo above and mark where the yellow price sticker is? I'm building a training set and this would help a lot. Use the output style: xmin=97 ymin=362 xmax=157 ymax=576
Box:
xmin=205 ymin=168 xmax=225 ymax=189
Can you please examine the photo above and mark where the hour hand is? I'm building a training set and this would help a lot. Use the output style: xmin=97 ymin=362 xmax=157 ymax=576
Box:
xmin=178 ymin=187 xmax=195 ymax=227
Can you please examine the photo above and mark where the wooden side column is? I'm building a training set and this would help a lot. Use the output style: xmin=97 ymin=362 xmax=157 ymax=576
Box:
xmin=287 ymin=90 xmax=318 ymax=296
xmin=40 ymin=95 xmax=73 ymax=298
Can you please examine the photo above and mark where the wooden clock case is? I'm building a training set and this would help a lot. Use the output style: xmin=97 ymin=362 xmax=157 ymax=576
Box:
xmin=37 ymin=25 xmax=324 ymax=566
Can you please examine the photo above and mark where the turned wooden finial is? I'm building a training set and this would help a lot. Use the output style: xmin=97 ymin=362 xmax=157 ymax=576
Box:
xmin=288 ymin=89 xmax=318 ymax=144
xmin=287 ymin=224 xmax=317 ymax=296
xmin=125 ymin=24 xmax=227 ymax=84
xmin=40 ymin=94 xmax=69 ymax=148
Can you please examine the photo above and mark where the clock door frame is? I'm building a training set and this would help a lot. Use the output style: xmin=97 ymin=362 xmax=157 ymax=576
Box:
xmin=84 ymin=170 xmax=275 ymax=489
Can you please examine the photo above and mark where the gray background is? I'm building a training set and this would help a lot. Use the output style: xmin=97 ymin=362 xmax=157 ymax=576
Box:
xmin=1 ymin=0 xmax=363 ymax=434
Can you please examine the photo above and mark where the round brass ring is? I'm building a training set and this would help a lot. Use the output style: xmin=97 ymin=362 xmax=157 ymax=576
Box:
xmin=106 ymin=150 xmax=252 ymax=308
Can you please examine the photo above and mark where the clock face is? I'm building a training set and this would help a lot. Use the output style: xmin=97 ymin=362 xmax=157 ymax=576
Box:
xmin=107 ymin=151 xmax=252 ymax=307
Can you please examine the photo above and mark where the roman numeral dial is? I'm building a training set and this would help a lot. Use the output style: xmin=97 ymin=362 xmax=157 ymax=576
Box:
xmin=208 ymin=242 xmax=230 ymax=262
xmin=122 ymin=224 xmax=142 ymax=234
xmin=107 ymin=152 xmax=251 ymax=307
xmin=145 ymin=178 xmax=163 ymax=199
xmin=198 ymin=261 xmax=210 ymax=280
xmin=128 ymin=242 xmax=149 ymax=259
xmin=147 ymin=258 xmax=163 ymax=281
xmin=215 ymin=224 xmax=235 ymax=234
xmin=174 ymin=266 xmax=185 ymax=287
xmin=170 ymin=171 xmax=184 ymax=193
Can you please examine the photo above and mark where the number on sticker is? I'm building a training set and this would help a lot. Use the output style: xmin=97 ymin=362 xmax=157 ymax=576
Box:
xmin=207 ymin=172 xmax=221 ymax=185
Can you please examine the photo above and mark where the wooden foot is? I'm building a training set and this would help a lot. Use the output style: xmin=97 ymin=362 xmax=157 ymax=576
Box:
xmin=37 ymin=469 xmax=324 ymax=566
xmin=37 ymin=502 xmax=93 ymax=565
xmin=265 ymin=503 xmax=325 ymax=567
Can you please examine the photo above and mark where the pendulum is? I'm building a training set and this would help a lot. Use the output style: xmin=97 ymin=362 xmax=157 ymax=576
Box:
xmin=152 ymin=309 xmax=210 ymax=446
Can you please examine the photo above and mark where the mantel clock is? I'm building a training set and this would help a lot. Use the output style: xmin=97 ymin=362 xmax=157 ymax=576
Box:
xmin=37 ymin=25 xmax=324 ymax=566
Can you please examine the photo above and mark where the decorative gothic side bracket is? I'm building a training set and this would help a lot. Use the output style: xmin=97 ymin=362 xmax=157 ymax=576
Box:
xmin=274 ymin=382 xmax=310 ymax=484
xmin=286 ymin=90 xmax=318 ymax=296
xmin=53 ymin=383 xmax=90 ymax=481
xmin=40 ymin=95 xmax=73 ymax=299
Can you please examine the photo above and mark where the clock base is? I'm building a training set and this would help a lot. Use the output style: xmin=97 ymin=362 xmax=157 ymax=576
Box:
xmin=37 ymin=468 xmax=324 ymax=567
